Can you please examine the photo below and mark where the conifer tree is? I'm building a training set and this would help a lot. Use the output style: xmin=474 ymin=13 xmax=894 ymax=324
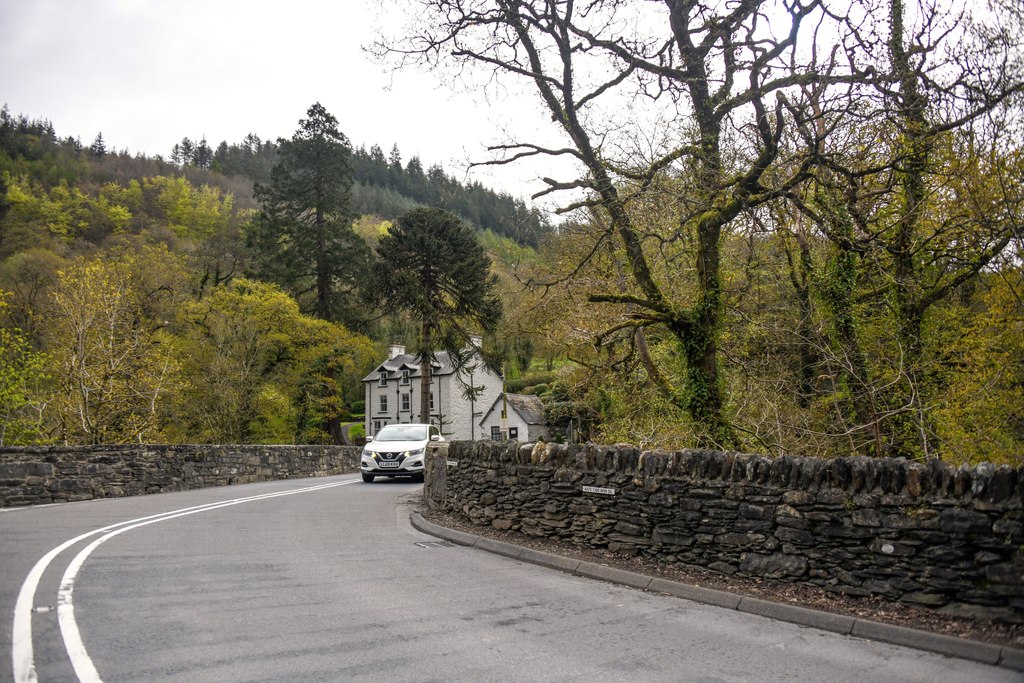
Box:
xmin=370 ymin=207 xmax=502 ymax=423
xmin=249 ymin=103 xmax=370 ymax=328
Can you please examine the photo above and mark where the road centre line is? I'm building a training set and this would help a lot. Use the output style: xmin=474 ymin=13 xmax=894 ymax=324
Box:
xmin=12 ymin=478 xmax=358 ymax=683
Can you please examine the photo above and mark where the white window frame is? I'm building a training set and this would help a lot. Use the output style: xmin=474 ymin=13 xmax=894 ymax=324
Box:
xmin=401 ymin=393 xmax=410 ymax=412
xmin=378 ymin=372 xmax=388 ymax=387
xmin=379 ymin=394 xmax=388 ymax=413
xmin=401 ymin=369 xmax=410 ymax=385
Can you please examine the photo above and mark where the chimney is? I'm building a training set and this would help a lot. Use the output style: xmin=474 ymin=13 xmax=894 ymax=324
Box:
xmin=389 ymin=343 xmax=405 ymax=359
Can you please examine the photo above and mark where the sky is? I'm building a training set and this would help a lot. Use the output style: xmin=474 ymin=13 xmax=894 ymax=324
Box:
xmin=0 ymin=0 xmax=563 ymax=208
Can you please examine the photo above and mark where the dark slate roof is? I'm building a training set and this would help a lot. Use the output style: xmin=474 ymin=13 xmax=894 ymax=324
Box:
xmin=361 ymin=351 xmax=454 ymax=382
xmin=507 ymin=394 xmax=546 ymax=425
xmin=480 ymin=393 xmax=547 ymax=426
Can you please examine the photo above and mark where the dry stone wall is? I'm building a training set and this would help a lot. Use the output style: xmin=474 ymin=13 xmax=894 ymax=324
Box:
xmin=425 ymin=440 xmax=1024 ymax=622
xmin=0 ymin=444 xmax=361 ymax=507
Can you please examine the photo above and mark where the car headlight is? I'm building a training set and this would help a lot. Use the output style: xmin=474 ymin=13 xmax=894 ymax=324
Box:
xmin=406 ymin=447 xmax=425 ymax=457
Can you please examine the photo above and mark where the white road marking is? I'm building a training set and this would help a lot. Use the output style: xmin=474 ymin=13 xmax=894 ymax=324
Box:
xmin=12 ymin=478 xmax=358 ymax=683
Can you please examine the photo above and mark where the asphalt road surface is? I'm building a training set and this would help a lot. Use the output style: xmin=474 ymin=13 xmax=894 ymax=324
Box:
xmin=1 ymin=474 xmax=1017 ymax=682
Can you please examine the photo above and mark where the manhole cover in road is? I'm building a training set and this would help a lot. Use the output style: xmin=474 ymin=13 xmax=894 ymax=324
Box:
xmin=415 ymin=541 xmax=454 ymax=549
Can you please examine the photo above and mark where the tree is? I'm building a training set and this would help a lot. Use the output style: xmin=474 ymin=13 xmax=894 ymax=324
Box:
xmin=249 ymin=103 xmax=370 ymax=329
xmin=193 ymin=136 xmax=213 ymax=169
xmin=89 ymin=132 xmax=106 ymax=158
xmin=46 ymin=246 xmax=186 ymax=444
xmin=373 ymin=0 xmax=854 ymax=447
xmin=0 ymin=293 xmax=47 ymax=445
xmin=376 ymin=0 xmax=1024 ymax=453
xmin=168 ymin=278 xmax=375 ymax=444
xmin=370 ymin=207 xmax=502 ymax=423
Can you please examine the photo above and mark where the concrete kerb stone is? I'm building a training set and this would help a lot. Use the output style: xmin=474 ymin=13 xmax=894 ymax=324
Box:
xmin=410 ymin=512 xmax=479 ymax=547
xmin=517 ymin=547 xmax=582 ymax=574
xmin=998 ymin=645 xmax=1024 ymax=671
xmin=850 ymin=619 xmax=1003 ymax=666
xmin=647 ymin=578 xmax=742 ymax=610
xmin=474 ymin=536 xmax=524 ymax=560
xmin=738 ymin=596 xmax=855 ymax=635
xmin=576 ymin=561 xmax=653 ymax=591
xmin=409 ymin=512 xmax=1024 ymax=672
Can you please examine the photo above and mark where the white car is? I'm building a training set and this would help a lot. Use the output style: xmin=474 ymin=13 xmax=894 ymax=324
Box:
xmin=360 ymin=423 xmax=444 ymax=483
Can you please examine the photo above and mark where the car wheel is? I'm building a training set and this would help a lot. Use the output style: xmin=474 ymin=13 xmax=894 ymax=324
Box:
xmin=361 ymin=472 xmax=375 ymax=483
xmin=413 ymin=473 xmax=425 ymax=483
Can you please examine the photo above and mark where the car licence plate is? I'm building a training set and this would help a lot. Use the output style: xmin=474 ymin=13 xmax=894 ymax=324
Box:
xmin=378 ymin=461 xmax=400 ymax=468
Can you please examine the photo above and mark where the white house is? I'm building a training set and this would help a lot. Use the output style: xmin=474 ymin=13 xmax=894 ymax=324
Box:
xmin=478 ymin=393 xmax=549 ymax=442
xmin=362 ymin=340 xmax=503 ymax=441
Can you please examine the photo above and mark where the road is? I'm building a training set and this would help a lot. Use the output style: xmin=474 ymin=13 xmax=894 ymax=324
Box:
xmin=1 ymin=474 xmax=1017 ymax=682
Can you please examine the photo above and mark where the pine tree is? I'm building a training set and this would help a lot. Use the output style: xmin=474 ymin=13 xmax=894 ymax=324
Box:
xmin=249 ymin=103 xmax=370 ymax=328
xmin=193 ymin=136 xmax=213 ymax=169
xmin=371 ymin=207 xmax=502 ymax=423
xmin=89 ymin=132 xmax=106 ymax=158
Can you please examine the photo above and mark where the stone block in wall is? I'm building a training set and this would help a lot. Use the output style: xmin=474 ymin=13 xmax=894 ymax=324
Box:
xmin=740 ymin=552 xmax=808 ymax=578
xmin=0 ymin=462 xmax=52 ymax=478
xmin=939 ymin=508 xmax=992 ymax=535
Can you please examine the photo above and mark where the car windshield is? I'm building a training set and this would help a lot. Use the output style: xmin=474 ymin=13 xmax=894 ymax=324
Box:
xmin=375 ymin=425 xmax=428 ymax=442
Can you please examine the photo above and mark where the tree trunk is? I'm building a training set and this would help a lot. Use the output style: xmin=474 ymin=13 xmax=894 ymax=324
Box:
xmin=888 ymin=0 xmax=932 ymax=458
xmin=419 ymin=315 xmax=432 ymax=424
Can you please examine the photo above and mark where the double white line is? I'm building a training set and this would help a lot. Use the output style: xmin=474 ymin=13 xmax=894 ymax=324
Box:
xmin=12 ymin=479 xmax=358 ymax=683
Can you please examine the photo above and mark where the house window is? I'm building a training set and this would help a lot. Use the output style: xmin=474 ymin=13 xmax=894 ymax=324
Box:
xmin=401 ymin=393 xmax=410 ymax=411
xmin=378 ymin=372 xmax=388 ymax=387
xmin=373 ymin=420 xmax=382 ymax=434
xmin=430 ymin=393 xmax=435 ymax=411
xmin=379 ymin=395 xmax=388 ymax=413
xmin=508 ymin=427 xmax=519 ymax=440
xmin=491 ymin=426 xmax=502 ymax=441
xmin=401 ymin=369 xmax=410 ymax=385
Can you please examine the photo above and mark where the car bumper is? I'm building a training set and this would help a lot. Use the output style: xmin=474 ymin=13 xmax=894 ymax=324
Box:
xmin=360 ymin=463 xmax=424 ymax=477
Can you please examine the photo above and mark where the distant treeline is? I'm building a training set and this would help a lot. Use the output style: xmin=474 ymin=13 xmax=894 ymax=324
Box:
xmin=201 ymin=134 xmax=553 ymax=248
xmin=0 ymin=105 xmax=553 ymax=249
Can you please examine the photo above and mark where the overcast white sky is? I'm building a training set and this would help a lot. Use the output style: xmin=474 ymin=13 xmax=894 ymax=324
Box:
xmin=0 ymin=0 xmax=562 ymax=206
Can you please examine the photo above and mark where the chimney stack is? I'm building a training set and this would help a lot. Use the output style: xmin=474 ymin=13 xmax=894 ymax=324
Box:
xmin=388 ymin=343 xmax=405 ymax=359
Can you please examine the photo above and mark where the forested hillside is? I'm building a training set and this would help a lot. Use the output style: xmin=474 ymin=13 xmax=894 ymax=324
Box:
xmin=0 ymin=104 xmax=544 ymax=447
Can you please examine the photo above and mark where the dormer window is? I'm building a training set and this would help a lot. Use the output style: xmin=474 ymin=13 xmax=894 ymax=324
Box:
xmin=401 ymin=369 xmax=410 ymax=385
xmin=378 ymin=371 xmax=388 ymax=387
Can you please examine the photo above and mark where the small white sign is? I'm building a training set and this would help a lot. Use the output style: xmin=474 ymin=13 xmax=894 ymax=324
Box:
xmin=446 ymin=460 xmax=458 ymax=467
xmin=583 ymin=485 xmax=615 ymax=495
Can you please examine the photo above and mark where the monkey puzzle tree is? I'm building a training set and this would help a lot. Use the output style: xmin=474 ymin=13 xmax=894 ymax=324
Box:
xmin=370 ymin=207 xmax=502 ymax=424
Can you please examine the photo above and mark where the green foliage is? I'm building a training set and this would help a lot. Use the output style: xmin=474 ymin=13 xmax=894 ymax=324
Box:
xmin=372 ymin=207 xmax=502 ymax=348
xmin=0 ymin=294 xmax=47 ymax=445
xmin=931 ymin=273 xmax=1024 ymax=465
xmin=249 ymin=103 xmax=370 ymax=328
xmin=372 ymin=207 xmax=503 ymax=421
xmin=167 ymin=278 xmax=376 ymax=444
xmin=47 ymin=246 xmax=187 ymax=444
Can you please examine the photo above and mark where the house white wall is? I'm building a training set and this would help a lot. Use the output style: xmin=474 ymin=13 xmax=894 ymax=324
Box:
xmin=442 ymin=360 xmax=503 ymax=441
xmin=363 ymin=349 xmax=502 ymax=441
xmin=479 ymin=406 xmax=530 ymax=441
xmin=478 ymin=394 xmax=549 ymax=442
